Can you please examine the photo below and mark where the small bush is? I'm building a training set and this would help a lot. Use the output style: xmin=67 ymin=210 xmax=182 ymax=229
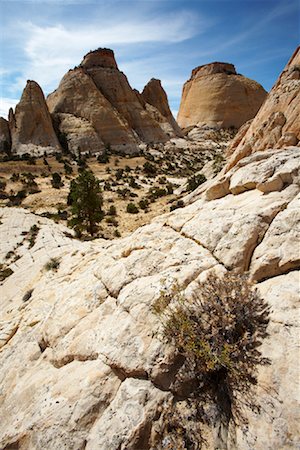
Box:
xmin=45 ymin=257 xmax=60 ymax=271
xmin=108 ymin=205 xmax=117 ymax=216
xmin=143 ymin=161 xmax=157 ymax=176
xmin=170 ymin=200 xmax=184 ymax=211
xmin=126 ymin=203 xmax=139 ymax=214
xmin=153 ymin=272 xmax=270 ymax=447
xmin=51 ymin=172 xmax=63 ymax=189
xmin=186 ymin=173 xmax=206 ymax=192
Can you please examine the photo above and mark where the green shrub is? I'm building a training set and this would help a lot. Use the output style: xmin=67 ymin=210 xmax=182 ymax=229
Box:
xmin=170 ymin=200 xmax=184 ymax=211
xmin=153 ymin=272 xmax=270 ymax=447
xmin=51 ymin=172 xmax=63 ymax=189
xmin=143 ymin=161 xmax=157 ymax=176
xmin=186 ymin=173 xmax=206 ymax=192
xmin=126 ymin=203 xmax=139 ymax=214
xmin=108 ymin=205 xmax=117 ymax=216
xmin=45 ymin=257 xmax=60 ymax=271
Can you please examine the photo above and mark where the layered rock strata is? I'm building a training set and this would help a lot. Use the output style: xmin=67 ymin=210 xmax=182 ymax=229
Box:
xmin=177 ymin=62 xmax=267 ymax=129
xmin=9 ymin=81 xmax=61 ymax=156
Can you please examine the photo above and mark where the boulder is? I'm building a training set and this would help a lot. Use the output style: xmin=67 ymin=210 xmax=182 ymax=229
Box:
xmin=177 ymin=62 xmax=267 ymax=130
xmin=9 ymin=81 xmax=61 ymax=156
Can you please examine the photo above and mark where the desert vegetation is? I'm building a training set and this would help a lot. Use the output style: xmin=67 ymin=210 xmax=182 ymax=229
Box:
xmin=153 ymin=271 xmax=270 ymax=448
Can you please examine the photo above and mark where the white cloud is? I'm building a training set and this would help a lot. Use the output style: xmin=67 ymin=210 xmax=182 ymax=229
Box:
xmin=0 ymin=98 xmax=18 ymax=119
xmin=11 ymin=9 xmax=203 ymax=95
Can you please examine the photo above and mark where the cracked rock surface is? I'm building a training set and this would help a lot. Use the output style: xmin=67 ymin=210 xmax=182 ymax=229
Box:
xmin=0 ymin=142 xmax=299 ymax=449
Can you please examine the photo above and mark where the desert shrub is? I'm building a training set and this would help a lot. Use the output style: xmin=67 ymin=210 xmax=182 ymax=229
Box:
xmin=27 ymin=224 xmax=40 ymax=248
xmin=138 ymin=198 xmax=149 ymax=210
xmin=115 ymin=168 xmax=124 ymax=180
xmin=129 ymin=176 xmax=140 ymax=189
xmin=143 ymin=161 xmax=157 ymax=176
xmin=186 ymin=173 xmax=207 ymax=192
xmin=126 ymin=202 xmax=139 ymax=214
xmin=107 ymin=205 xmax=117 ymax=216
xmin=170 ymin=200 xmax=184 ymax=211
xmin=0 ymin=178 xmax=6 ymax=190
xmin=153 ymin=272 xmax=270 ymax=447
xmin=45 ymin=257 xmax=60 ymax=271
xmin=0 ymin=266 xmax=13 ymax=281
xmin=8 ymin=189 xmax=27 ymax=206
xmin=97 ymin=152 xmax=110 ymax=164
xmin=51 ymin=172 xmax=63 ymax=189
xmin=64 ymin=162 xmax=73 ymax=175
xmin=213 ymin=153 xmax=226 ymax=174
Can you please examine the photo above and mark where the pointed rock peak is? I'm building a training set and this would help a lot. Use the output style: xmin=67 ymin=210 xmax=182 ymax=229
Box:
xmin=191 ymin=62 xmax=236 ymax=79
xmin=21 ymin=80 xmax=46 ymax=101
xmin=80 ymin=48 xmax=118 ymax=69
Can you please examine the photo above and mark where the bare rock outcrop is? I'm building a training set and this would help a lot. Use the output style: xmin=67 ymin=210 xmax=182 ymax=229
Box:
xmin=227 ymin=46 xmax=300 ymax=168
xmin=47 ymin=67 xmax=139 ymax=153
xmin=9 ymin=80 xmax=61 ymax=156
xmin=53 ymin=113 xmax=105 ymax=155
xmin=80 ymin=49 xmax=168 ymax=144
xmin=177 ymin=62 xmax=267 ymax=130
xmin=141 ymin=78 xmax=182 ymax=137
xmin=0 ymin=117 xmax=11 ymax=154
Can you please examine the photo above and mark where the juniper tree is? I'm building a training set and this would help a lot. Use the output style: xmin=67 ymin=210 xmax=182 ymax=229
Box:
xmin=68 ymin=170 xmax=103 ymax=236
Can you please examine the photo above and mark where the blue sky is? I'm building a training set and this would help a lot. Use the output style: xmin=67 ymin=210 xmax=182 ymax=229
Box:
xmin=0 ymin=0 xmax=299 ymax=118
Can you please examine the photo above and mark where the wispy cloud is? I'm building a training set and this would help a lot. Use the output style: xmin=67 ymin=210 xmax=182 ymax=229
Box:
xmin=11 ymin=9 xmax=203 ymax=94
xmin=0 ymin=98 xmax=18 ymax=119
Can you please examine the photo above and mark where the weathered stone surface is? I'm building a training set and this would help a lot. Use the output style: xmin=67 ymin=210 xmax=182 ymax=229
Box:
xmin=1 ymin=50 xmax=299 ymax=450
xmin=250 ymin=193 xmax=300 ymax=281
xmin=53 ymin=112 xmax=105 ymax=155
xmin=141 ymin=78 xmax=182 ymax=137
xmin=82 ymin=50 xmax=168 ymax=144
xmin=9 ymin=81 xmax=61 ymax=156
xmin=177 ymin=62 xmax=267 ymax=129
xmin=47 ymin=68 xmax=139 ymax=153
xmin=235 ymin=272 xmax=300 ymax=449
xmin=204 ymin=146 xmax=300 ymax=200
xmin=0 ymin=117 xmax=11 ymax=154
xmin=227 ymin=46 xmax=300 ymax=168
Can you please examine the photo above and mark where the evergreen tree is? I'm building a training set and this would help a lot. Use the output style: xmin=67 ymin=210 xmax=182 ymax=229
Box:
xmin=68 ymin=170 xmax=103 ymax=236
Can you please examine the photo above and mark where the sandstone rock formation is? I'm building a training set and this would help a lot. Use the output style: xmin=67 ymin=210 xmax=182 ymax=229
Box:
xmin=9 ymin=80 xmax=61 ymax=156
xmin=80 ymin=49 xmax=168 ymax=144
xmin=0 ymin=49 xmax=299 ymax=450
xmin=47 ymin=49 xmax=176 ymax=153
xmin=0 ymin=117 xmax=11 ymax=154
xmin=177 ymin=62 xmax=267 ymax=130
xmin=47 ymin=67 xmax=138 ymax=153
xmin=226 ymin=46 xmax=300 ymax=168
xmin=141 ymin=78 xmax=182 ymax=137
xmin=53 ymin=113 xmax=105 ymax=155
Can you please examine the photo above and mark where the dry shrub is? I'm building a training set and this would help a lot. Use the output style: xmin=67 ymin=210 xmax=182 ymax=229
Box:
xmin=152 ymin=272 xmax=270 ymax=448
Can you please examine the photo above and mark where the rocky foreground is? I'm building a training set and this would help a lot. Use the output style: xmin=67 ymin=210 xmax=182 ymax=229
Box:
xmin=0 ymin=47 xmax=300 ymax=449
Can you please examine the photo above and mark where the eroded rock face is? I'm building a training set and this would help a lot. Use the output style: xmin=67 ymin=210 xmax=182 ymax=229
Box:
xmin=53 ymin=113 xmax=105 ymax=155
xmin=47 ymin=68 xmax=139 ymax=153
xmin=177 ymin=62 xmax=267 ymax=130
xmin=81 ymin=50 xmax=168 ymax=144
xmin=141 ymin=78 xmax=182 ymax=137
xmin=0 ymin=117 xmax=11 ymax=154
xmin=227 ymin=46 xmax=300 ymax=168
xmin=9 ymin=81 xmax=61 ymax=156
